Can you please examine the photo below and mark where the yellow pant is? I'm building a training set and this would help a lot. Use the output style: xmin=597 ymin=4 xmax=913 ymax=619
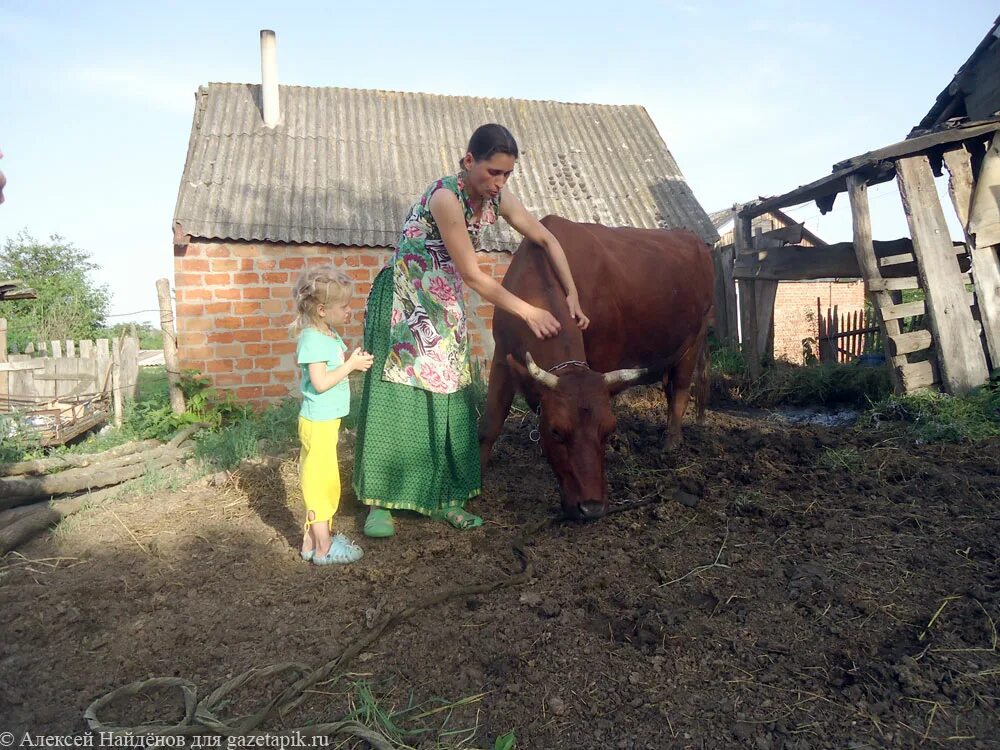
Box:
xmin=298 ymin=416 xmax=342 ymax=531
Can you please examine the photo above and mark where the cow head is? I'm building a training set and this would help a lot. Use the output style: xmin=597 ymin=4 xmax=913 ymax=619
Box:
xmin=507 ymin=352 xmax=646 ymax=521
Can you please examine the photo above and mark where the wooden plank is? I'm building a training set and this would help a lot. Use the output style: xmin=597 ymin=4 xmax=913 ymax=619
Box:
xmin=742 ymin=120 xmax=1000 ymax=219
xmin=847 ymin=174 xmax=905 ymax=393
xmin=734 ymin=216 xmax=761 ymax=376
xmin=733 ymin=239 xmax=968 ymax=282
xmin=755 ymin=280 xmax=779 ymax=362
xmin=50 ymin=340 xmax=62 ymax=358
xmin=943 ymin=144 xmax=1000 ymax=370
xmin=65 ymin=340 xmax=75 ymax=358
xmin=712 ymin=247 xmax=734 ymax=342
xmin=759 ymin=222 xmax=804 ymax=245
xmin=0 ymin=361 xmax=45 ymax=372
xmin=111 ymin=338 xmax=123 ymax=427
xmin=888 ymin=329 xmax=933 ymax=357
xmin=96 ymin=339 xmax=110 ymax=359
xmin=968 ymin=131 xmax=1000 ymax=247
xmin=0 ymin=318 xmax=7 ymax=403
xmin=899 ymin=360 xmax=939 ymax=392
xmin=119 ymin=334 xmax=139 ymax=399
xmin=23 ymin=342 xmax=34 ymax=355
xmin=79 ymin=340 xmax=94 ymax=359
xmin=897 ymin=154 xmax=989 ymax=394
xmin=867 ymin=277 xmax=920 ymax=292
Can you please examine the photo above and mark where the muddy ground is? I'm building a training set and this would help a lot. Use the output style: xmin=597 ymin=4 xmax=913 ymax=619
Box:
xmin=2 ymin=389 xmax=999 ymax=749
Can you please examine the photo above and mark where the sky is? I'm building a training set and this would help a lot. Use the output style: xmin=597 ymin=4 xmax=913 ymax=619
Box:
xmin=2 ymin=0 xmax=996 ymax=326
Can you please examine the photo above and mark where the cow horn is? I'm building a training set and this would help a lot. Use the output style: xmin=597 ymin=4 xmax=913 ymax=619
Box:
xmin=603 ymin=367 xmax=648 ymax=387
xmin=524 ymin=353 xmax=559 ymax=389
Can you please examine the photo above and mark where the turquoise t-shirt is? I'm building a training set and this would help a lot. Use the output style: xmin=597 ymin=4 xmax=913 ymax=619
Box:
xmin=297 ymin=327 xmax=350 ymax=421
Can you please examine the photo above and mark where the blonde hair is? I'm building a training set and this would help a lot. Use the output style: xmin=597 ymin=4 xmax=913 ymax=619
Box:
xmin=290 ymin=266 xmax=353 ymax=336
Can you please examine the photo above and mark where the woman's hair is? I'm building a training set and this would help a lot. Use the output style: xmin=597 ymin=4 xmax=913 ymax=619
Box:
xmin=459 ymin=123 xmax=519 ymax=170
xmin=290 ymin=266 xmax=352 ymax=336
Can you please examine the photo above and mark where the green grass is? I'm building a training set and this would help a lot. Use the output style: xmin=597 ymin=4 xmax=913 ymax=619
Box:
xmin=709 ymin=339 xmax=892 ymax=408
xmin=864 ymin=378 xmax=1000 ymax=443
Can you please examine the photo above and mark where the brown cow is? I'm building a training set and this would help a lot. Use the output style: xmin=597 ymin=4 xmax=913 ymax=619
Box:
xmin=478 ymin=215 xmax=714 ymax=520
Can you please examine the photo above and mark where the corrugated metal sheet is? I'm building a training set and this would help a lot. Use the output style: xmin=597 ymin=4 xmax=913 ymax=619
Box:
xmin=173 ymin=84 xmax=719 ymax=250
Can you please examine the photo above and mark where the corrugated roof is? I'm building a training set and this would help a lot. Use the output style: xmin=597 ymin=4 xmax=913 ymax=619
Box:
xmin=173 ymin=83 xmax=718 ymax=250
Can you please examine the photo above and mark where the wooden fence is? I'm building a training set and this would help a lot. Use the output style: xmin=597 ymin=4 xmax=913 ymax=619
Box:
xmin=0 ymin=323 xmax=139 ymax=445
xmin=817 ymin=303 xmax=882 ymax=364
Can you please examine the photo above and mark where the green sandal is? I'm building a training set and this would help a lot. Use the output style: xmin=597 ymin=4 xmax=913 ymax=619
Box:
xmin=364 ymin=507 xmax=396 ymax=538
xmin=432 ymin=507 xmax=484 ymax=530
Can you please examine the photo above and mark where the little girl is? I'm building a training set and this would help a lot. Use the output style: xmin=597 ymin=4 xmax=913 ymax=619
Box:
xmin=291 ymin=267 xmax=374 ymax=565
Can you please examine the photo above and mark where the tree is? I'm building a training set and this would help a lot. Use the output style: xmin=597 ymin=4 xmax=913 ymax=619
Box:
xmin=0 ymin=231 xmax=111 ymax=351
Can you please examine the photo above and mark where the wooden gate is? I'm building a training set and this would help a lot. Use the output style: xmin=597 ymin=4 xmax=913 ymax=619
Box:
xmin=817 ymin=303 xmax=882 ymax=363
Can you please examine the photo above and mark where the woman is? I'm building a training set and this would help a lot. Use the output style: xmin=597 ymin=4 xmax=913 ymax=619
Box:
xmin=352 ymin=123 xmax=590 ymax=537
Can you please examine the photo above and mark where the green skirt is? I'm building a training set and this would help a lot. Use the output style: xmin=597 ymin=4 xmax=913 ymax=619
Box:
xmin=351 ymin=267 xmax=481 ymax=514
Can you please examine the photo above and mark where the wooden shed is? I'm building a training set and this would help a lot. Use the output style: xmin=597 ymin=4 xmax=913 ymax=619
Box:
xmin=734 ymin=119 xmax=1000 ymax=394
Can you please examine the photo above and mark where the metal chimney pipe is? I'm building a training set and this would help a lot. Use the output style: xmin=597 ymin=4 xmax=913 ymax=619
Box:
xmin=260 ymin=29 xmax=279 ymax=127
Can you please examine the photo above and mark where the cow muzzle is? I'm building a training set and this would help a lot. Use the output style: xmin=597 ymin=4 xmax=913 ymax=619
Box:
xmin=566 ymin=500 xmax=607 ymax=521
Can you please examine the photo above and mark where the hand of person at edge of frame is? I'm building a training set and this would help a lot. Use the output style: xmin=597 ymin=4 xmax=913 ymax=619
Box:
xmin=566 ymin=293 xmax=591 ymax=330
xmin=348 ymin=348 xmax=375 ymax=372
xmin=523 ymin=306 xmax=561 ymax=340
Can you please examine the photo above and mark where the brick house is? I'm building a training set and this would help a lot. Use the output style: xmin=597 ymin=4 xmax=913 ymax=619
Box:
xmin=708 ymin=207 xmax=866 ymax=363
xmin=171 ymin=43 xmax=718 ymax=404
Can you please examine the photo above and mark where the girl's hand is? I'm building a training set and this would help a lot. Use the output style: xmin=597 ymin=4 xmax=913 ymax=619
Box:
xmin=566 ymin=293 xmax=590 ymax=330
xmin=522 ymin=306 xmax=561 ymax=340
xmin=348 ymin=348 xmax=374 ymax=372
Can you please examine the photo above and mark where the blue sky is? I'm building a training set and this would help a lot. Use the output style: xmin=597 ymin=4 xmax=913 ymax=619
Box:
xmin=2 ymin=0 xmax=995 ymax=324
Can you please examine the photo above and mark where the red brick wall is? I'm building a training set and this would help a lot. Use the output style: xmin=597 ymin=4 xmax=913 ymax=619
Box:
xmin=771 ymin=280 xmax=867 ymax=363
xmin=173 ymin=241 xmax=512 ymax=404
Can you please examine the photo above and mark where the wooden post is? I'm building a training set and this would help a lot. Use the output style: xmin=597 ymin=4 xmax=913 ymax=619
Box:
xmin=156 ymin=278 xmax=186 ymax=414
xmin=111 ymin=336 xmax=123 ymax=428
xmin=896 ymin=155 xmax=989 ymax=394
xmin=847 ymin=174 xmax=905 ymax=393
xmin=734 ymin=215 xmax=762 ymax=376
xmin=0 ymin=318 xmax=7 ymax=403
xmin=942 ymin=145 xmax=1000 ymax=370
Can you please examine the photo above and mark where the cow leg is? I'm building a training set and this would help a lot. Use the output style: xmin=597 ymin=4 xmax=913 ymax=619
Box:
xmin=478 ymin=355 xmax=517 ymax=473
xmin=663 ymin=340 xmax=701 ymax=451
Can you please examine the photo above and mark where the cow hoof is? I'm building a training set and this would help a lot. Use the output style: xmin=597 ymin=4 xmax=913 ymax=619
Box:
xmin=663 ymin=439 xmax=682 ymax=454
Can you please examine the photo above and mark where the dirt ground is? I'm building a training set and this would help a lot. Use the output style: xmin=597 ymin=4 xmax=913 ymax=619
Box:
xmin=2 ymin=388 xmax=999 ymax=749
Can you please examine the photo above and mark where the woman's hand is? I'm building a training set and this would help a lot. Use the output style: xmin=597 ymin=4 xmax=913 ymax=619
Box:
xmin=522 ymin=306 xmax=561 ymax=339
xmin=566 ymin=292 xmax=590 ymax=330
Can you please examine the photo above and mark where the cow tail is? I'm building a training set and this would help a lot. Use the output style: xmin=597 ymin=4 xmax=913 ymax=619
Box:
xmin=693 ymin=330 xmax=711 ymax=423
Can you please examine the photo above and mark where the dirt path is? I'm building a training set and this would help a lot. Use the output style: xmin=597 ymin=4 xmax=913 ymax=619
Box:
xmin=2 ymin=390 xmax=998 ymax=749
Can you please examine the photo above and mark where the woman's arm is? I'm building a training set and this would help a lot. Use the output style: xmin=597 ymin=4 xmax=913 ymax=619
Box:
xmin=499 ymin=191 xmax=590 ymax=329
xmin=307 ymin=348 xmax=373 ymax=392
xmin=430 ymin=189 xmax=561 ymax=340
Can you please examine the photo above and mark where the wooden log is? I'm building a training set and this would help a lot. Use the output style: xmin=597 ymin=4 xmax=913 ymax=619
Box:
xmin=0 ymin=445 xmax=193 ymax=510
xmin=847 ymin=175 xmax=904 ymax=393
xmin=157 ymin=278 xmax=187 ymax=414
xmin=943 ymin=144 xmax=1000 ymax=370
xmin=0 ymin=438 xmax=162 ymax=477
xmin=0 ymin=425 xmax=201 ymax=509
xmin=0 ymin=471 xmax=182 ymax=555
xmin=896 ymin=155 xmax=989 ymax=394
